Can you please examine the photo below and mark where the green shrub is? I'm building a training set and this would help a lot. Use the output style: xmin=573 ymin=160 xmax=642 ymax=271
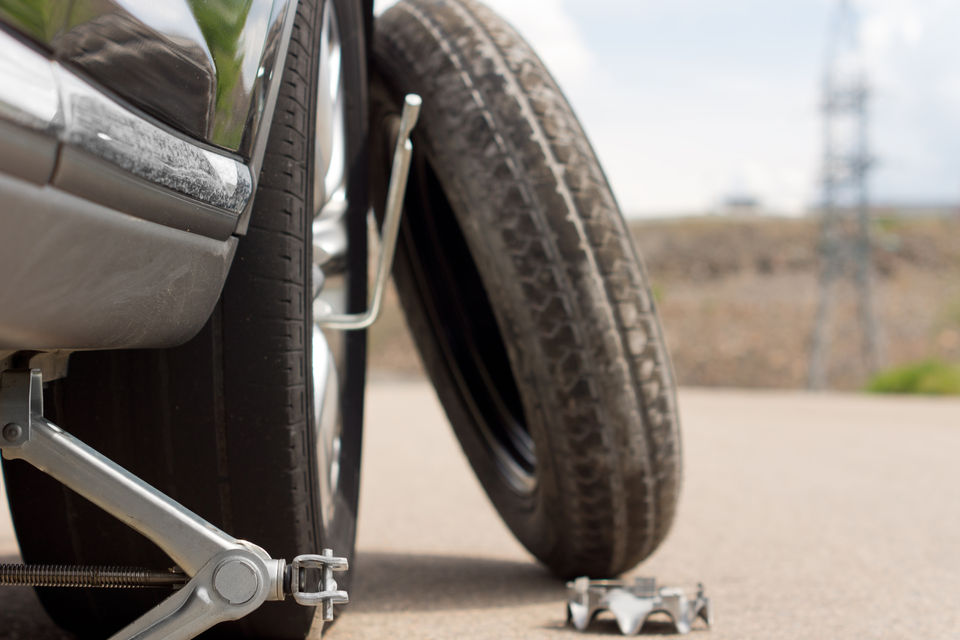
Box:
xmin=866 ymin=360 xmax=960 ymax=395
xmin=651 ymin=282 xmax=666 ymax=304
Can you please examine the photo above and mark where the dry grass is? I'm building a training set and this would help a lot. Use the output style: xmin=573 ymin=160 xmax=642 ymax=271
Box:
xmin=368 ymin=215 xmax=960 ymax=390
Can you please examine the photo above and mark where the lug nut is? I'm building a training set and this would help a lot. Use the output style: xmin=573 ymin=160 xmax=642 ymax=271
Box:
xmin=2 ymin=423 xmax=22 ymax=442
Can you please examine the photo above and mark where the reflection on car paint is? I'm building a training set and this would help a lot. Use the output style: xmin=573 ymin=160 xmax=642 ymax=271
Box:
xmin=0 ymin=27 xmax=254 ymax=214
xmin=0 ymin=0 xmax=291 ymax=154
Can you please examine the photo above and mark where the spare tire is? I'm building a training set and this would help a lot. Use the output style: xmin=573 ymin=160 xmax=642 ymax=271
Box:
xmin=371 ymin=0 xmax=683 ymax=578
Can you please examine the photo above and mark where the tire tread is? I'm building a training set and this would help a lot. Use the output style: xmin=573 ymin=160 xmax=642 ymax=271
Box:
xmin=375 ymin=0 xmax=681 ymax=577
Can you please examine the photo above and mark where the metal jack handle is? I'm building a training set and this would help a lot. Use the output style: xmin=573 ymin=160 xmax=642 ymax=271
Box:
xmin=0 ymin=369 xmax=348 ymax=640
xmin=316 ymin=93 xmax=422 ymax=330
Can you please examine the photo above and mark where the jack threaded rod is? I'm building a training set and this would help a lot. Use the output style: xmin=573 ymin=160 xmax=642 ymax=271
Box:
xmin=0 ymin=564 xmax=187 ymax=589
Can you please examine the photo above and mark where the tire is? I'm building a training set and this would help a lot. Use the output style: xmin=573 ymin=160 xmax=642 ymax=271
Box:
xmin=1 ymin=0 xmax=368 ymax=638
xmin=371 ymin=0 xmax=682 ymax=578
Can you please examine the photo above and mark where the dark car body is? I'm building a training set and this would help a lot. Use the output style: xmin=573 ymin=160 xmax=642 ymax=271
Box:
xmin=0 ymin=0 xmax=370 ymax=368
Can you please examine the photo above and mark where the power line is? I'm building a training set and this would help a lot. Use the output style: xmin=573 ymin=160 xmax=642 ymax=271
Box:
xmin=808 ymin=0 xmax=880 ymax=389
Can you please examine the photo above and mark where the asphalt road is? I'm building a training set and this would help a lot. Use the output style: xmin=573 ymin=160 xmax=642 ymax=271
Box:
xmin=1 ymin=379 xmax=958 ymax=639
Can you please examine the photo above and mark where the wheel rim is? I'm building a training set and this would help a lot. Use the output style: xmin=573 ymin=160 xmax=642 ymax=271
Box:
xmin=405 ymin=155 xmax=537 ymax=494
xmin=311 ymin=0 xmax=348 ymax=534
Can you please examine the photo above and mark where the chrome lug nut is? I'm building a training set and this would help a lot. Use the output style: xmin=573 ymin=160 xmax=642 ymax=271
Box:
xmin=2 ymin=423 xmax=22 ymax=442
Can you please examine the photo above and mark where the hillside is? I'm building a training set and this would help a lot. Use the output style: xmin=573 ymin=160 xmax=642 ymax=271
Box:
xmin=368 ymin=215 xmax=960 ymax=390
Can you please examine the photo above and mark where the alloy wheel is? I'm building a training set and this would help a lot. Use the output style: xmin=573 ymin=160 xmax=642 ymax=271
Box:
xmin=311 ymin=0 xmax=349 ymax=533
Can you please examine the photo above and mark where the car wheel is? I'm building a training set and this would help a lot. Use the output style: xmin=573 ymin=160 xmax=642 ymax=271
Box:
xmin=372 ymin=0 xmax=682 ymax=578
xmin=2 ymin=0 xmax=367 ymax=637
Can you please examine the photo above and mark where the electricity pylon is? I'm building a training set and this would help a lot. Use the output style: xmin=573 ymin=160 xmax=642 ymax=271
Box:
xmin=808 ymin=0 xmax=879 ymax=389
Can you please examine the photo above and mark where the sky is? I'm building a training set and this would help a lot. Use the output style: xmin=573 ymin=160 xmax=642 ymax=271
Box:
xmin=375 ymin=0 xmax=960 ymax=216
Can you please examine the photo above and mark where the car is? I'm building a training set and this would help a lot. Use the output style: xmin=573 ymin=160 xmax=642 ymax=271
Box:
xmin=0 ymin=1 xmax=682 ymax=638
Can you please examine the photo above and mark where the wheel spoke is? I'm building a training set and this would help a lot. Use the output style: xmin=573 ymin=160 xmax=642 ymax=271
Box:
xmin=324 ymin=91 xmax=346 ymax=206
xmin=314 ymin=0 xmax=345 ymax=218
xmin=311 ymin=0 xmax=350 ymax=534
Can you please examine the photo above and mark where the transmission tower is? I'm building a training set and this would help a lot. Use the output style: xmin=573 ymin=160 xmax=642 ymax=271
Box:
xmin=808 ymin=0 xmax=879 ymax=389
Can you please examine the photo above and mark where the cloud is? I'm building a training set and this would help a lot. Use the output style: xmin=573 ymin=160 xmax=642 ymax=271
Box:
xmin=374 ymin=0 xmax=959 ymax=213
xmin=853 ymin=0 xmax=960 ymax=203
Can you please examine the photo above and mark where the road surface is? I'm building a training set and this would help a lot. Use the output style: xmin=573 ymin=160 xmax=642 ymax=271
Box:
xmin=1 ymin=379 xmax=958 ymax=639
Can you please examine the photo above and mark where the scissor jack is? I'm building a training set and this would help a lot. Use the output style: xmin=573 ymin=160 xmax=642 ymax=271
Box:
xmin=0 ymin=368 xmax=346 ymax=639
